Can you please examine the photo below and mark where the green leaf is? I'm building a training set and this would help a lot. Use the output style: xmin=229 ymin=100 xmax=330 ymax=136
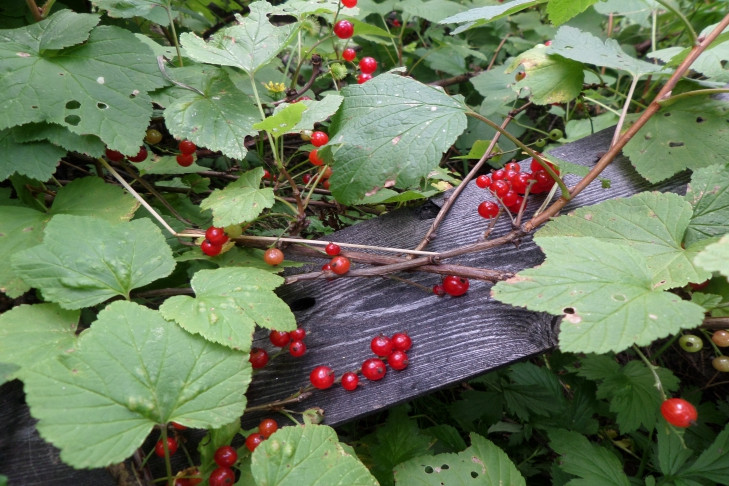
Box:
xmin=329 ymin=73 xmax=467 ymax=204
xmin=135 ymin=154 xmax=208 ymax=175
xmin=0 ymin=303 xmax=79 ymax=379
xmin=546 ymin=0 xmax=599 ymax=25
xmin=12 ymin=122 xmax=105 ymax=157
xmin=159 ymin=267 xmax=295 ymax=351
xmin=439 ymin=0 xmax=547 ymax=35
xmin=681 ymin=425 xmax=729 ymax=483
xmin=22 ymin=301 xmax=251 ymax=468
xmin=0 ymin=206 xmax=47 ymax=297
xmin=180 ymin=1 xmax=295 ymax=74
xmin=282 ymin=95 xmax=343 ymax=133
xmin=92 ymin=0 xmax=170 ymax=25
xmin=254 ymin=102 xmax=307 ymax=137
xmin=503 ymin=362 xmax=565 ymax=420
xmin=12 ymin=215 xmax=175 ymax=309
xmin=176 ymin=246 xmax=304 ymax=271
xmin=491 ymin=236 xmax=706 ymax=354
xmin=695 ymin=235 xmax=729 ymax=280
xmin=50 ymin=176 xmax=139 ymax=221
xmin=0 ymin=128 xmax=67 ymax=181
xmin=251 ymin=424 xmax=378 ymax=486
xmin=507 ymin=45 xmax=584 ymax=105
xmin=271 ymin=0 xmax=349 ymax=18
xmin=470 ymin=64 xmax=520 ymax=116
xmin=394 ymin=433 xmax=526 ymax=486
xmin=199 ymin=167 xmax=275 ymax=226
xmin=684 ymin=163 xmax=729 ymax=246
xmin=657 ymin=424 xmax=694 ymax=477
xmin=163 ymin=66 xmax=260 ymax=160
xmin=397 ymin=0 xmax=469 ymax=23
xmin=623 ymin=98 xmax=729 ymax=183
xmin=549 ymin=429 xmax=631 ymax=486
xmin=0 ymin=12 xmax=166 ymax=155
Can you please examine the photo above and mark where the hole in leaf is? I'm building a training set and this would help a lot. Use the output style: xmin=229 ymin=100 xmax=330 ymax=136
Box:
xmin=696 ymin=116 xmax=705 ymax=123
xmin=64 ymin=115 xmax=80 ymax=126
xmin=31 ymin=105 xmax=38 ymax=109
xmin=612 ymin=294 xmax=627 ymax=302
xmin=441 ymin=464 xmax=449 ymax=470
xmin=424 ymin=466 xmax=433 ymax=474
xmin=668 ymin=141 xmax=684 ymax=147
xmin=97 ymin=102 xmax=108 ymax=110
xmin=289 ymin=297 xmax=315 ymax=311
xmin=663 ymin=112 xmax=671 ymax=116
xmin=65 ymin=100 xmax=81 ymax=110
xmin=471 ymin=471 xmax=479 ymax=478
xmin=563 ymin=307 xmax=575 ymax=314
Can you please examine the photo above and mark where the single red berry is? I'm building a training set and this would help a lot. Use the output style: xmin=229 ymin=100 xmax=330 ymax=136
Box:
xmin=545 ymin=40 xmax=552 ymax=46
xmin=359 ymin=57 xmax=377 ymax=74
xmin=370 ymin=335 xmax=394 ymax=357
xmin=205 ymin=226 xmax=229 ymax=246
xmin=269 ymin=330 xmax=291 ymax=347
xmin=342 ymin=47 xmax=356 ymax=61
xmin=249 ymin=348 xmax=269 ymax=369
xmin=263 ymin=247 xmax=285 ymax=266
xmin=341 ymin=0 xmax=357 ymax=7
xmin=263 ymin=169 xmax=272 ymax=180
xmin=357 ymin=73 xmax=373 ymax=84
xmin=176 ymin=153 xmax=194 ymax=167
xmin=341 ymin=371 xmax=359 ymax=391
xmin=322 ymin=179 xmax=331 ymax=190
xmin=491 ymin=180 xmax=510 ymax=198
xmin=661 ymin=398 xmax=698 ymax=428
xmin=309 ymin=149 xmax=324 ymax=166
xmin=128 ymin=146 xmax=148 ymax=163
xmin=310 ymin=365 xmax=335 ymax=389
xmin=302 ymin=173 xmax=313 ymax=184
xmin=258 ymin=418 xmax=279 ymax=439
xmin=310 ymin=131 xmax=329 ymax=147
xmin=361 ymin=358 xmax=387 ymax=381
xmin=289 ymin=339 xmax=306 ymax=357
xmin=689 ymin=280 xmax=710 ymax=291
xmin=387 ymin=350 xmax=409 ymax=370
xmin=475 ymin=175 xmax=491 ymax=189
xmin=432 ymin=284 xmax=445 ymax=296
xmin=179 ymin=140 xmax=197 ymax=155
xmin=154 ymin=437 xmax=178 ymax=457
xmin=290 ymin=327 xmax=306 ymax=341
xmin=214 ymin=445 xmax=238 ymax=467
xmin=245 ymin=433 xmax=265 ymax=452
xmin=442 ymin=275 xmax=469 ymax=297
xmin=209 ymin=467 xmax=235 ymax=486
xmin=325 ymin=242 xmax=341 ymax=256
xmin=329 ymin=256 xmax=351 ymax=275
xmin=105 ymin=148 xmax=124 ymax=161
xmin=501 ymin=190 xmax=518 ymax=207
xmin=508 ymin=195 xmax=524 ymax=213
xmin=201 ymin=239 xmax=223 ymax=257
xmin=478 ymin=201 xmax=499 ymax=219
xmin=491 ymin=168 xmax=507 ymax=181
xmin=505 ymin=161 xmax=520 ymax=172
xmin=171 ymin=422 xmax=187 ymax=430
xmin=512 ymin=172 xmax=530 ymax=194
xmin=391 ymin=332 xmax=412 ymax=352
xmin=321 ymin=166 xmax=333 ymax=178
xmin=321 ymin=263 xmax=332 ymax=271
xmin=333 ymin=20 xmax=354 ymax=39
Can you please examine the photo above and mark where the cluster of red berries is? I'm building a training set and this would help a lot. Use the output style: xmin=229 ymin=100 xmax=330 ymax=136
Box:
xmin=475 ymin=157 xmax=560 ymax=217
xmin=320 ymin=242 xmax=351 ymax=275
xmin=309 ymin=331 xmax=412 ymax=391
xmin=332 ymin=1 xmax=379 ymax=84
xmin=306 ymin=130 xmax=336 ymax=189
xmin=200 ymin=226 xmax=229 ymax=257
xmin=176 ymin=140 xmax=197 ymax=167
xmin=433 ymin=275 xmax=470 ymax=297
xmin=249 ymin=327 xmax=308 ymax=369
xmin=105 ymin=146 xmax=148 ymax=163
xmin=244 ymin=418 xmax=279 ymax=454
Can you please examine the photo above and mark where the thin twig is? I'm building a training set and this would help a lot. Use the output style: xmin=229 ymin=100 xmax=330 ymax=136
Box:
xmin=118 ymin=163 xmax=195 ymax=226
xmin=24 ymin=0 xmax=42 ymax=21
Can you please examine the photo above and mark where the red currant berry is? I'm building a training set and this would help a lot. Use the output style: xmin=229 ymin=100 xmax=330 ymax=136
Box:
xmin=491 ymin=168 xmax=507 ymax=181
xmin=361 ymin=358 xmax=386 ymax=381
xmin=359 ymin=57 xmax=377 ymax=74
xmin=302 ymin=173 xmax=313 ymax=184
xmin=341 ymin=0 xmax=357 ymax=7
xmin=475 ymin=175 xmax=491 ymax=189
xmin=176 ymin=153 xmax=194 ymax=167
xmin=171 ymin=422 xmax=187 ymax=430
xmin=342 ymin=47 xmax=356 ymax=61
xmin=201 ymin=239 xmax=223 ymax=257
xmin=290 ymin=328 xmax=306 ymax=341
xmin=320 ymin=166 xmax=333 ymax=179
xmin=128 ymin=146 xmax=148 ymax=163
xmin=689 ymin=280 xmax=710 ymax=291
xmin=545 ymin=40 xmax=552 ymax=46
xmin=491 ymin=180 xmax=510 ymax=198
xmin=501 ymin=190 xmax=518 ymax=207
xmin=263 ymin=247 xmax=285 ymax=266
xmin=325 ymin=242 xmax=341 ymax=256
xmin=508 ymin=195 xmax=524 ymax=213
xmin=309 ymin=149 xmax=324 ymax=166
xmin=209 ymin=467 xmax=235 ymax=486
xmin=505 ymin=161 xmax=520 ymax=172
xmin=712 ymin=330 xmax=729 ymax=347
xmin=391 ymin=332 xmax=412 ymax=352
xmin=370 ymin=335 xmax=394 ymax=357
xmin=529 ymin=157 xmax=559 ymax=175
xmin=442 ymin=275 xmax=469 ymax=297
xmin=310 ymin=365 xmax=335 ymax=389
xmin=258 ymin=418 xmax=279 ymax=439
xmin=333 ymin=20 xmax=354 ymax=39
xmin=387 ymin=350 xmax=409 ymax=370
xmin=263 ymin=169 xmax=272 ymax=180
xmin=322 ymin=263 xmax=332 ymax=271
xmin=357 ymin=73 xmax=373 ymax=84
xmin=154 ymin=437 xmax=178 ymax=457
xmin=512 ymin=173 xmax=530 ymax=194
xmin=661 ymin=398 xmax=698 ymax=427
xmin=249 ymin=348 xmax=269 ymax=369
xmin=105 ymin=148 xmax=124 ymax=161
xmin=214 ymin=445 xmax=238 ymax=467
xmin=245 ymin=433 xmax=265 ymax=452
xmin=713 ymin=356 xmax=729 ymax=372
xmin=341 ymin=371 xmax=359 ymax=391
xmin=432 ymin=284 xmax=445 ymax=296
xmin=289 ymin=339 xmax=306 ymax=357
xmin=269 ymin=330 xmax=291 ymax=347
xmin=478 ymin=201 xmax=499 ymax=219
xmin=310 ymin=131 xmax=329 ymax=147
xmin=322 ymin=179 xmax=331 ymax=190
xmin=179 ymin=140 xmax=197 ymax=155
xmin=205 ymin=226 xmax=229 ymax=246
xmin=329 ymin=255 xmax=351 ymax=275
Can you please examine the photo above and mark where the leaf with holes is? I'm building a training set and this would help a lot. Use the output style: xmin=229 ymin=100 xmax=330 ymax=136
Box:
xmin=200 ymin=167 xmax=274 ymax=227
xmin=22 ymin=301 xmax=251 ymax=468
xmin=684 ymin=163 xmax=729 ymax=246
xmin=507 ymin=45 xmax=584 ymax=105
xmin=439 ymin=0 xmax=546 ymax=35
xmin=394 ymin=433 xmax=526 ymax=485
xmin=549 ymin=429 xmax=631 ymax=486
xmin=491 ymin=236 xmax=705 ymax=354
xmin=11 ymin=215 xmax=175 ymax=309
xmin=159 ymin=267 xmax=295 ymax=351
xmin=0 ymin=10 xmax=166 ymax=155
xmin=327 ymin=73 xmax=467 ymax=204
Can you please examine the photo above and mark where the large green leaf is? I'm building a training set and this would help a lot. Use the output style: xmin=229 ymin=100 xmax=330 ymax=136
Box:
xmin=394 ymin=433 xmax=526 ymax=485
xmin=12 ymin=215 xmax=175 ymax=309
xmin=439 ymin=0 xmax=547 ymax=35
xmin=159 ymin=267 xmax=295 ymax=351
xmin=271 ymin=0 xmax=349 ymax=18
xmin=328 ymin=73 xmax=467 ymax=204
xmin=199 ymin=167 xmax=274 ymax=226
xmin=251 ymin=424 xmax=378 ymax=486
xmin=549 ymin=429 xmax=631 ymax=486
xmin=180 ymin=1 xmax=295 ymax=75
xmin=684 ymin=163 xmax=729 ymax=246
xmin=12 ymin=122 xmax=105 ymax=157
xmin=491 ymin=236 xmax=705 ymax=354
xmin=0 ymin=11 xmax=166 ymax=155
xmin=0 ymin=128 xmax=67 ymax=181
xmin=546 ymin=0 xmax=599 ymax=25
xmin=22 ymin=301 xmax=251 ymax=468
xmin=694 ymin=235 xmax=729 ymax=280
xmin=680 ymin=425 xmax=729 ymax=483
xmin=538 ymin=192 xmax=710 ymax=289
xmin=92 ymin=0 xmax=170 ymax=25
xmin=507 ymin=45 xmax=584 ymax=105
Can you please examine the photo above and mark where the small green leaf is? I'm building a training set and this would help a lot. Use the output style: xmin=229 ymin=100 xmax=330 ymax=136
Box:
xmin=508 ymin=45 xmax=584 ymax=105
xmin=0 ymin=128 xmax=67 ymax=181
xmin=22 ymin=301 xmax=251 ymax=468
xmin=439 ymin=0 xmax=547 ymax=35
xmin=12 ymin=215 xmax=175 ymax=309
xmin=159 ymin=267 xmax=295 ymax=351
xmin=251 ymin=424 xmax=378 ymax=486
xmin=657 ymin=424 xmax=694 ymax=477
xmin=92 ymin=0 xmax=170 ymax=25
xmin=680 ymin=425 xmax=729 ymax=483
xmin=492 ymin=237 xmax=706 ymax=354
xmin=503 ymin=362 xmax=565 ymax=420
xmin=397 ymin=0 xmax=469 ymax=23
xmin=694 ymin=235 xmax=729 ymax=280
xmin=549 ymin=429 xmax=631 ymax=486
xmin=546 ymin=0 xmax=599 ymax=25
xmin=684 ymin=163 xmax=729 ymax=246
xmin=254 ymin=102 xmax=307 ymax=137
xmin=200 ymin=167 xmax=275 ymax=226
xmin=0 ymin=206 xmax=47 ymax=297
xmin=470 ymin=64 xmax=519 ymax=115
xmin=282 ymin=95 xmax=343 ymax=133
xmin=394 ymin=433 xmax=526 ymax=486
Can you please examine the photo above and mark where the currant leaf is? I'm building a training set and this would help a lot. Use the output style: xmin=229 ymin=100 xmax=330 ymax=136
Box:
xmin=548 ymin=429 xmax=631 ymax=486
xmin=694 ymin=235 xmax=729 ymax=280
xmin=507 ymin=45 xmax=584 ymax=105
xmin=684 ymin=163 xmax=729 ymax=246
xmin=200 ymin=167 xmax=275 ymax=227
xmin=439 ymin=0 xmax=545 ymax=35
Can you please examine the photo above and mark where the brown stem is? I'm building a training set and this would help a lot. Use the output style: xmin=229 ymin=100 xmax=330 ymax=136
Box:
xmin=25 ymin=0 xmax=42 ymax=21
xmin=275 ymin=54 xmax=323 ymax=105
xmin=429 ymin=71 xmax=480 ymax=88
xmin=244 ymin=390 xmax=314 ymax=413
xmin=702 ymin=317 xmax=729 ymax=330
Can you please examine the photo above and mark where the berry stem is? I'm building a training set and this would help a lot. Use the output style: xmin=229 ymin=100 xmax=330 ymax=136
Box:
xmin=118 ymin=163 xmax=195 ymax=226
xmin=632 ymin=345 xmax=667 ymax=402
xmin=158 ymin=426 xmax=174 ymax=486
xmin=243 ymin=390 xmax=314 ymax=414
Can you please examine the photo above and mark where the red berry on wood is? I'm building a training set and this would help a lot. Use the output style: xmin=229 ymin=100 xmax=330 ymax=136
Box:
xmin=269 ymin=330 xmax=291 ymax=347
xmin=361 ymin=358 xmax=386 ymax=381
xmin=478 ymin=201 xmax=499 ymax=219
xmin=325 ymin=242 xmax=341 ymax=256
xmin=289 ymin=339 xmax=306 ymax=357
xmin=329 ymin=256 xmax=351 ymax=275
xmin=290 ymin=328 xmax=306 ymax=341
xmin=249 ymin=348 xmax=269 ymax=369
xmin=310 ymin=365 xmax=335 ymax=389
xmin=432 ymin=284 xmax=445 ymax=296
xmin=442 ymin=275 xmax=469 ymax=297
xmin=263 ymin=247 xmax=285 ymax=266
xmin=475 ymin=175 xmax=491 ymax=189
xmin=387 ymin=350 xmax=409 ymax=370
xmin=341 ymin=371 xmax=359 ymax=391
xmin=370 ymin=335 xmax=394 ymax=357
xmin=391 ymin=332 xmax=412 ymax=352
